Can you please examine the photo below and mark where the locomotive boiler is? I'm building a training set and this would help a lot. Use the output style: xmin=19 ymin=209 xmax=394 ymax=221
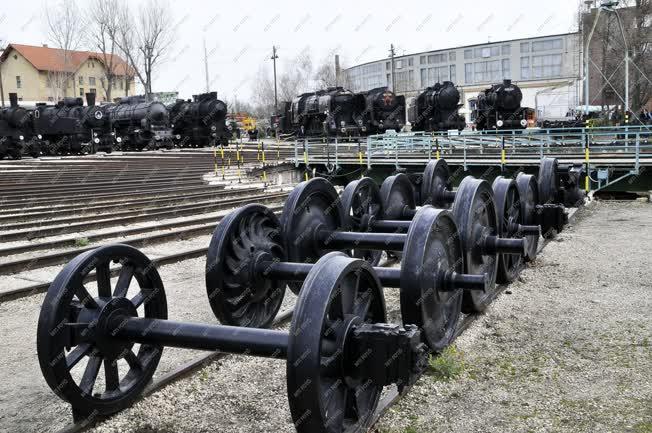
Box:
xmin=106 ymin=96 xmax=173 ymax=151
xmin=473 ymin=79 xmax=529 ymax=130
xmin=408 ymin=81 xmax=466 ymax=132
xmin=169 ymin=92 xmax=229 ymax=147
xmin=0 ymin=93 xmax=37 ymax=159
xmin=359 ymin=87 xmax=406 ymax=134
xmin=291 ymin=87 xmax=366 ymax=138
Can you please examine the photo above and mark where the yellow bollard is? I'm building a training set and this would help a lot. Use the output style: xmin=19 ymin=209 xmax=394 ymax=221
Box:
xmin=584 ymin=146 xmax=590 ymax=192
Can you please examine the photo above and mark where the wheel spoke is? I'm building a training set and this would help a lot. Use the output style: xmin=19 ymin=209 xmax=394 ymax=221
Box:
xmin=124 ymin=350 xmax=143 ymax=372
xmin=104 ymin=359 xmax=120 ymax=392
xmin=72 ymin=281 xmax=99 ymax=309
xmin=96 ymin=261 xmax=112 ymax=298
xmin=66 ymin=343 xmax=92 ymax=370
xmin=114 ymin=265 xmax=134 ymax=298
xmin=131 ymin=291 xmax=145 ymax=308
xmin=79 ymin=355 xmax=102 ymax=395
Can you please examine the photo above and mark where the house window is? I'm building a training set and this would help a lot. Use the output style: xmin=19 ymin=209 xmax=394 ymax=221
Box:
xmin=80 ymin=87 xmax=84 ymax=97
xmin=79 ymin=76 xmax=83 ymax=85
xmin=465 ymin=63 xmax=473 ymax=84
xmin=90 ymin=88 xmax=97 ymax=94
xmin=520 ymin=57 xmax=530 ymax=79
xmin=502 ymin=45 xmax=511 ymax=56
xmin=449 ymin=51 xmax=456 ymax=61
xmin=16 ymin=76 xmax=21 ymax=89
xmin=490 ymin=46 xmax=500 ymax=57
xmin=408 ymin=58 xmax=414 ymax=67
xmin=420 ymin=56 xmax=426 ymax=65
xmin=89 ymin=77 xmax=96 ymax=86
xmin=386 ymin=62 xmax=390 ymax=70
xmin=520 ymin=42 xmax=530 ymax=53
xmin=386 ymin=73 xmax=391 ymax=84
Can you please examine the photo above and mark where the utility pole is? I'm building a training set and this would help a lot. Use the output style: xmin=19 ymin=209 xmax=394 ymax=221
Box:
xmin=203 ymin=37 xmax=210 ymax=93
xmin=271 ymin=45 xmax=279 ymax=112
xmin=389 ymin=44 xmax=396 ymax=91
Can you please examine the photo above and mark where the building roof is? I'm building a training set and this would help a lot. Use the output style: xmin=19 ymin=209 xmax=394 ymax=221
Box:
xmin=0 ymin=43 xmax=133 ymax=76
xmin=345 ymin=32 xmax=579 ymax=71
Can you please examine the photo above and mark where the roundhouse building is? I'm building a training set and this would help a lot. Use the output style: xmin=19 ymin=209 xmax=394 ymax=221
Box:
xmin=344 ymin=33 xmax=582 ymax=126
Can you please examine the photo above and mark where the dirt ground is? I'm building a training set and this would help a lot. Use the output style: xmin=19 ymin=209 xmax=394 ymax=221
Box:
xmin=75 ymin=201 xmax=651 ymax=433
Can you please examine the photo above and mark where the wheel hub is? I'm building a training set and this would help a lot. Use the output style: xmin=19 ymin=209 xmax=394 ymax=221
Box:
xmin=81 ymin=297 xmax=138 ymax=361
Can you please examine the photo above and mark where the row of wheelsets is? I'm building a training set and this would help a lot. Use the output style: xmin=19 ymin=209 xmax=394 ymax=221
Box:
xmin=36 ymin=158 xmax=576 ymax=433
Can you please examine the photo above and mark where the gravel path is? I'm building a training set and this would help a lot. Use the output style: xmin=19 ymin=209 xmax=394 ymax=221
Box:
xmin=81 ymin=201 xmax=651 ymax=433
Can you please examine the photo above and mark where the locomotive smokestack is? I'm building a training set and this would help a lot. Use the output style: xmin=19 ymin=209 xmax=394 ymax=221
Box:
xmin=86 ymin=92 xmax=96 ymax=107
xmin=335 ymin=55 xmax=341 ymax=87
xmin=9 ymin=93 xmax=18 ymax=108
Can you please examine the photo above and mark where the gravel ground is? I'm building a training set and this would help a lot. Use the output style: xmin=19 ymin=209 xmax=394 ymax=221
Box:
xmin=78 ymin=201 xmax=652 ymax=433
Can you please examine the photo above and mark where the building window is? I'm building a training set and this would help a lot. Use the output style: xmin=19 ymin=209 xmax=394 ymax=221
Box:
xmin=502 ymin=45 xmax=511 ymax=56
xmin=420 ymin=56 xmax=426 ymax=65
xmin=89 ymin=77 xmax=96 ymax=86
xmin=421 ymin=69 xmax=427 ymax=87
xmin=90 ymin=88 xmax=97 ymax=94
xmin=16 ymin=76 xmax=21 ymax=89
xmin=449 ymin=51 xmax=456 ymax=61
xmin=520 ymin=57 xmax=530 ymax=79
xmin=119 ymin=80 xmax=124 ymax=90
xmin=502 ymin=59 xmax=511 ymax=79
xmin=520 ymin=42 xmax=530 ymax=53
xmin=532 ymin=54 xmax=562 ymax=78
xmin=80 ymin=87 xmax=84 ymax=97
xmin=465 ymin=63 xmax=473 ymax=83
xmin=386 ymin=62 xmax=390 ymax=70
xmin=386 ymin=73 xmax=391 ymax=85
xmin=450 ymin=65 xmax=456 ymax=83
xmin=464 ymin=49 xmax=473 ymax=60
xmin=408 ymin=70 xmax=414 ymax=88
xmin=490 ymin=46 xmax=500 ymax=57
xmin=79 ymin=76 xmax=83 ymax=85
xmin=408 ymin=58 xmax=414 ymax=67
xmin=48 ymin=97 xmax=54 ymax=102
xmin=532 ymin=38 xmax=563 ymax=52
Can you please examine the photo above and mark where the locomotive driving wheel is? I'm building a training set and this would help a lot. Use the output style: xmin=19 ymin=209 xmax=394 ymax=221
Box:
xmin=206 ymin=204 xmax=287 ymax=328
xmin=452 ymin=177 xmax=500 ymax=313
xmin=340 ymin=178 xmax=384 ymax=266
xmin=287 ymin=253 xmax=386 ymax=433
xmin=36 ymin=244 xmax=168 ymax=419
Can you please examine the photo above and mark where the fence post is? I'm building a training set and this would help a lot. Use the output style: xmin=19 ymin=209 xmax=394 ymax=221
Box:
xmin=635 ymin=133 xmax=640 ymax=173
xmin=366 ymin=135 xmax=371 ymax=170
xmin=294 ymin=139 xmax=299 ymax=168
xmin=463 ymin=136 xmax=467 ymax=171
xmin=584 ymin=133 xmax=590 ymax=193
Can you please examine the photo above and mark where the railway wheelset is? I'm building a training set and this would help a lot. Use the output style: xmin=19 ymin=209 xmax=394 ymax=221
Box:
xmin=36 ymin=157 xmax=575 ymax=433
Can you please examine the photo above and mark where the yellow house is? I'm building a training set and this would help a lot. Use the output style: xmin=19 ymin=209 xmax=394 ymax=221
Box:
xmin=0 ymin=43 xmax=136 ymax=104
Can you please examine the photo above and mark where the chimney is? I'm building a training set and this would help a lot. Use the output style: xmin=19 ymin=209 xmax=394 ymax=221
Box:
xmin=42 ymin=44 xmax=48 ymax=48
xmin=9 ymin=93 xmax=18 ymax=108
xmin=335 ymin=55 xmax=341 ymax=87
xmin=86 ymin=92 xmax=96 ymax=107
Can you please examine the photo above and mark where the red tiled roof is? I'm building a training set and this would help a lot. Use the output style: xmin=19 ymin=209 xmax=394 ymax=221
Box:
xmin=1 ymin=43 xmax=134 ymax=76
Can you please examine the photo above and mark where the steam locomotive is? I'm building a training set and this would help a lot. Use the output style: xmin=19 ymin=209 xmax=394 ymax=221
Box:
xmin=360 ymin=87 xmax=406 ymax=134
xmin=0 ymin=93 xmax=37 ymax=159
xmin=169 ymin=92 xmax=230 ymax=147
xmin=291 ymin=87 xmax=366 ymax=138
xmin=408 ymin=81 xmax=466 ymax=132
xmin=105 ymin=96 xmax=173 ymax=151
xmin=473 ymin=79 xmax=529 ymax=130
xmin=273 ymin=87 xmax=407 ymax=138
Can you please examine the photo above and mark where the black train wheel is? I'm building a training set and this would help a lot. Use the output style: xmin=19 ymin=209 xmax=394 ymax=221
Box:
xmin=516 ymin=173 xmax=540 ymax=261
xmin=340 ymin=178 xmax=383 ymax=266
xmin=538 ymin=157 xmax=559 ymax=204
xmin=492 ymin=177 xmax=524 ymax=283
xmin=287 ymin=252 xmax=386 ymax=433
xmin=451 ymin=177 xmax=499 ymax=313
xmin=421 ymin=159 xmax=453 ymax=208
xmin=37 ymin=244 xmax=167 ymax=418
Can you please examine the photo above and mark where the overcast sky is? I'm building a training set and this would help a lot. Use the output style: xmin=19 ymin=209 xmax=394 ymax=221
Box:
xmin=1 ymin=0 xmax=579 ymax=102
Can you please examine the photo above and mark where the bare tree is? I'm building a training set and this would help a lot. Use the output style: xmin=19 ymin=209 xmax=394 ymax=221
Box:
xmin=115 ymin=0 xmax=175 ymax=99
xmin=45 ymin=0 xmax=85 ymax=101
xmin=314 ymin=54 xmax=346 ymax=89
xmin=86 ymin=0 xmax=122 ymax=101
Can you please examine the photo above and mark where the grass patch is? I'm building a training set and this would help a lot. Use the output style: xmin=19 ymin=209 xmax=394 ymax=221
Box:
xmin=634 ymin=422 xmax=652 ymax=433
xmin=428 ymin=345 xmax=465 ymax=381
xmin=74 ymin=237 xmax=90 ymax=247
